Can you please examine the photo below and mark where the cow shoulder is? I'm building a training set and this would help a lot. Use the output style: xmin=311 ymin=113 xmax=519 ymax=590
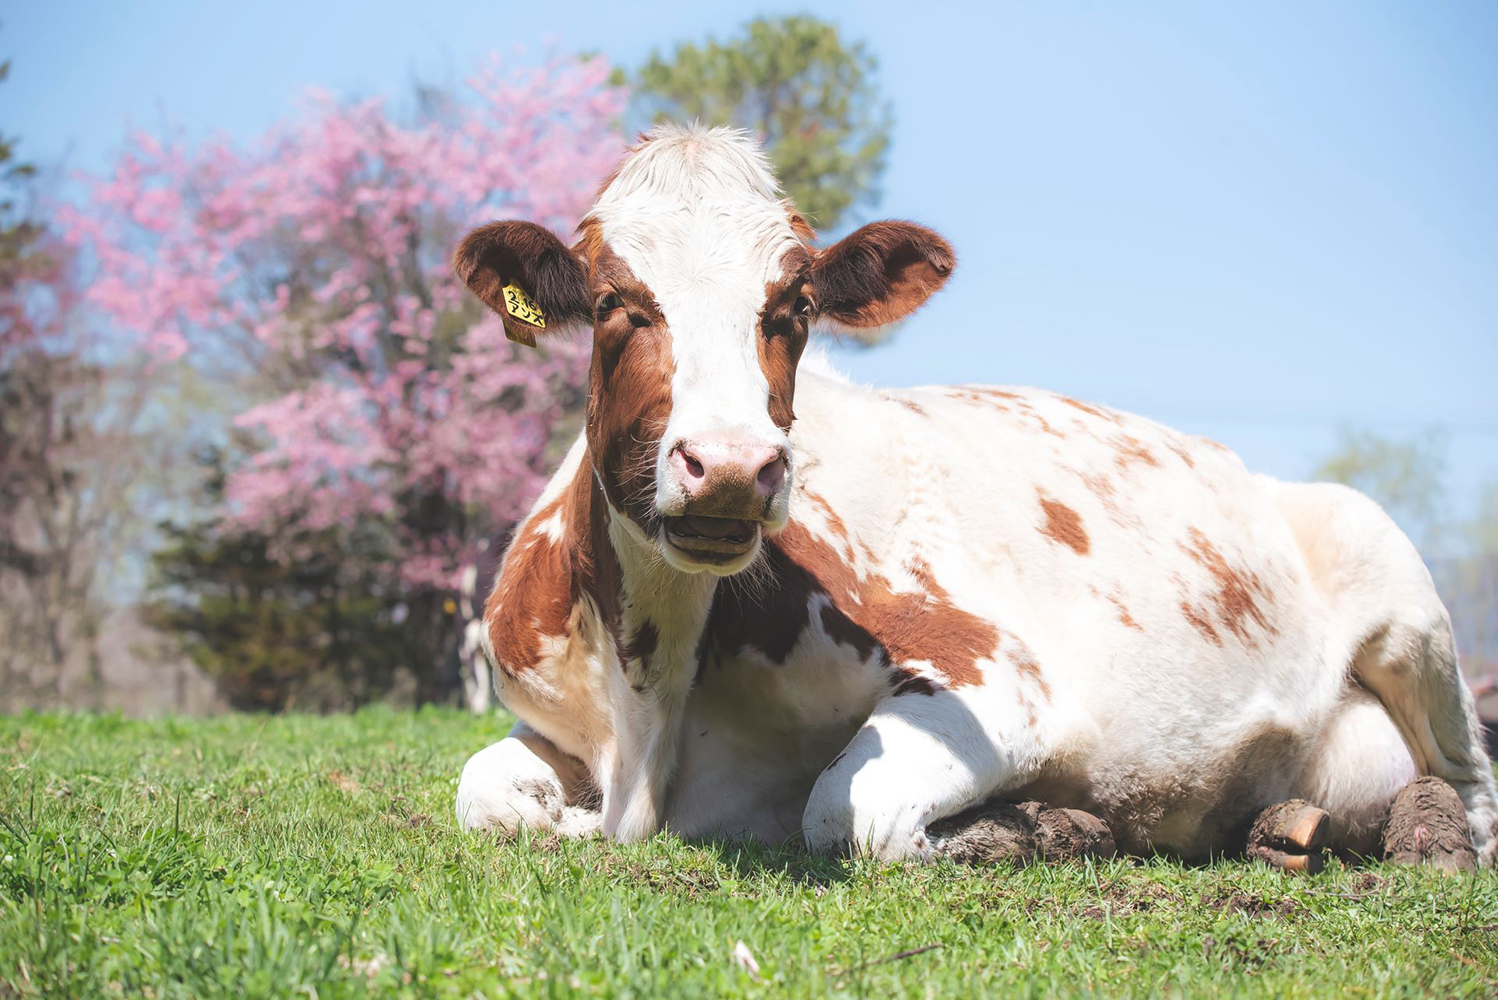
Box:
xmin=484 ymin=441 xmax=594 ymax=678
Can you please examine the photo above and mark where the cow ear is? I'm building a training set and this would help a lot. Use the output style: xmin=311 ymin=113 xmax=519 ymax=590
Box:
xmin=810 ymin=221 xmax=955 ymax=329
xmin=452 ymin=221 xmax=592 ymax=346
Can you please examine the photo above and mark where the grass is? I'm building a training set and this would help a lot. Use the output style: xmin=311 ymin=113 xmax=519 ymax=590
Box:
xmin=0 ymin=709 xmax=1494 ymax=999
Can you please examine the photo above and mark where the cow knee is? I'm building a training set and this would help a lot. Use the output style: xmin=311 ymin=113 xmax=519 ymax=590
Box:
xmin=802 ymin=775 xmax=933 ymax=861
xmin=454 ymin=738 xmax=564 ymax=834
xmin=801 ymin=723 xmax=953 ymax=861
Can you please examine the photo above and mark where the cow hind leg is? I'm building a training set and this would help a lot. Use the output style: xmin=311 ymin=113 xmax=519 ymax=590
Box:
xmin=1351 ymin=619 xmax=1497 ymax=866
xmin=1277 ymin=482 xmax=1498 ymax=866
xmin=1294 ymin=689 xmax=1418 ymax=858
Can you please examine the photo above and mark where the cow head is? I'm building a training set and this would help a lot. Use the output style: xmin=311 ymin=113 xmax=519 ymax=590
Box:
xmin=454 ymin=125 xmax=954 ymax=575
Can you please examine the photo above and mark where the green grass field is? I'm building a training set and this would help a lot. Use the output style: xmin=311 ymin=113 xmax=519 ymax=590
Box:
xmin=1 ymin=709 xmax=1494 ymax=999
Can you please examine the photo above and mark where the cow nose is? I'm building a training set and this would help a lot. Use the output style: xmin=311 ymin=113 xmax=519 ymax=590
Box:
xmin=671 ymin=438 xmax=788 ymax=505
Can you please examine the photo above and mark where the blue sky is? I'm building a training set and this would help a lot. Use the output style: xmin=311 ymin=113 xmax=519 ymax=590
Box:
xmin=6 ymin=1 xmax=1496 ymax=517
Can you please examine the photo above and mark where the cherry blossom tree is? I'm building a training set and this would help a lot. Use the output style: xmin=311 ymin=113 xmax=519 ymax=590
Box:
xmin=59 ymin=54 xmax=626 ymax=703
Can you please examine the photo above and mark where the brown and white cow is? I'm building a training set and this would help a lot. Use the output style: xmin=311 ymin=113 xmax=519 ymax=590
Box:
xmin=451 ymin=124 xmax=1497 ymax=865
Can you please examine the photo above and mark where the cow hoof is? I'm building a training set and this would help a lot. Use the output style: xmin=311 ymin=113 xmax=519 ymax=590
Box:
xmin=929 ymin=800 xmax=1115 ymax=865
xmin=1383 ymin=777 xmax=1477 ymax=874
xmin=1252 ymin=846 xmax=1323 ymax=874
xmin=929 ymin=801 xmax=1037 ymax=864
xmin=1035 ymin=806 xmax=1117 ymax=860
xmin=1248 ymin=799 xmax=1329 ymax=874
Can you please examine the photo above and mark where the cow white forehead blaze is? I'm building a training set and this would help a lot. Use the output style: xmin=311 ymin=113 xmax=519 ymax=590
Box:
xmin=586 ymin=124 xmax=805 ymax=296
xmin=586 ymin=126 xmax=804 ymax=487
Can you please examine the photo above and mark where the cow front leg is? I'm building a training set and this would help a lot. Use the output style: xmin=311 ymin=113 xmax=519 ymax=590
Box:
xmin=455 ymin=722 xmax=601 ymax=836
xmin=802 ymin=687 xmax=1048 ymax=861
xmin=599 ymin=669 xmax=694 ymax=842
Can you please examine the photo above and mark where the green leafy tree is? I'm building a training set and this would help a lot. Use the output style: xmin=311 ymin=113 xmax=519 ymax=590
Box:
xmin=635 ymin=16 xmax=892 ymax=230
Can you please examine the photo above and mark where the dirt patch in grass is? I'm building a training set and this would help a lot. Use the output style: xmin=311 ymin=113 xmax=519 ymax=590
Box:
xmin=1200 ymin=889 xmax=1301 ymax=918
xmin=1074 ymin=879 xmax=1178 ymax=919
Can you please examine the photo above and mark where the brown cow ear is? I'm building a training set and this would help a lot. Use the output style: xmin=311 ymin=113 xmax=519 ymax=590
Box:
xmin=452 ymin=221 xmax=592 ymax=346
xmin=810 ymin=221 xmax=955 ymax=329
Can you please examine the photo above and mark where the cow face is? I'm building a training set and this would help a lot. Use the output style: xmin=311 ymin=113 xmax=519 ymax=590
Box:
xmin=455 ymin=125 xmax=954 ymax=575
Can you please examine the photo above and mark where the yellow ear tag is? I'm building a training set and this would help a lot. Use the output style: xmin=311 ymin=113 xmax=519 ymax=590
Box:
xmin=502 ymin=282 xmax=546 ymax=329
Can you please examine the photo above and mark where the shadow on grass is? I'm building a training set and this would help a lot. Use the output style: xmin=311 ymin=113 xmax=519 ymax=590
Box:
xmin=690 ymin=834 xmax=856 ymax=888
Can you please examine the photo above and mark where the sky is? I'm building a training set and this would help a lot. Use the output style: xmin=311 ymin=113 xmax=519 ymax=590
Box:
xmin=5 ymin=1 xmax=1497 ymax=519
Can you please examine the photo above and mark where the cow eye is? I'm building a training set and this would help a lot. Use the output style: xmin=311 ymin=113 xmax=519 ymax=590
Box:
xmin=596 ymin=292 xmax=623 ymax=317
xmin=792 ymin=295 xmax=813 ymax=317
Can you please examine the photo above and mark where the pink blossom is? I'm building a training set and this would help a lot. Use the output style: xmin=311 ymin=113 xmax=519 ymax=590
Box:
xmin=60 ymin=52 xmax=626 ymax=591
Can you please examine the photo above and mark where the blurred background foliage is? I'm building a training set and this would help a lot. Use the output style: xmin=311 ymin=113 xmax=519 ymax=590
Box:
xmin=0 ymin=15 xmax=1494 ymax=716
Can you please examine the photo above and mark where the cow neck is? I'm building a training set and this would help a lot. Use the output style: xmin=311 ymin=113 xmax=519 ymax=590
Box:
xmin=566 ymin=447 xmax=718 ymax=690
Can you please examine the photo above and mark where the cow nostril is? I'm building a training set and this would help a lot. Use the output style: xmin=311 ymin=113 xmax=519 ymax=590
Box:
xmin=757 ymin=453 xmax=787 ymax=495
xmin=676 ymin=445 xmax=705 ymax=481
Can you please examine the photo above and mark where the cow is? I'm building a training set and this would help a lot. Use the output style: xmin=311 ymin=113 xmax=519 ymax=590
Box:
xmin=450 ymin=124 xmax=1497 ymax=868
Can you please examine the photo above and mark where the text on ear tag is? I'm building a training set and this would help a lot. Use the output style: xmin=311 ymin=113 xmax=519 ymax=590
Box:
xmin=502 ymin=282 xmax=546 ymax=329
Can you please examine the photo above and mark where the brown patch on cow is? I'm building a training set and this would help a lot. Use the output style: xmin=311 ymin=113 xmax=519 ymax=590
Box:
xmin=1085 ymin=583 xmax=1145 ymax=633
xmin=758 ymin=249 xmax=813 ymax=430
xmin=573 ymin=216 xmax=607 ymax=266
xmin=486 ymin=460 xmax=627 ymax=676
xmin=946 ymin=389 xmax=1006 ymax=409
xmin=1059 ymin=397 xmax=1118 ymax=422
xmin=1038 ymin=495 xmax=1090 ymax=556
xmin=485 ymin=473 xmax=588 ymax=672
xmin=1079 ymin=471 xmax=1116 ymax=506
xmin=945 ymin=386 xmax=1022 ymax=414
xmin=778 ymin=524 xmax=998 ymax=687
xmin=1005 ymin=634 xmax=1052 ymax=702
xmin=1105 ymin=593 xmax=1145 ymax=632
xmin=700 ymin=520 xmax=1005 ymax=690
xmin=787 ymin=210 xmax=816 ymax=244
xmin=1074 ymin=469 xmax=1148 ymax=532
xmin=881 ymin=391 xmax=927 ymax=416
xmin=1166 ymin=439 xmax=1196 ymax=469
xmin=799 ymin=490 xmax=856 ymax=561
xmin=1012 ymin=400 xmax=1067 ymax=438
xmin=959 ymin=386 xmax=1024 ymax=402
xmin=486 ymin=494 xmax=575 ymax=675
xmin=1180 ymin=527 xmax=1274 ymax=645
xmin=574 ymin=226 xmax=676 ymax=532
xmin=1032 ymin=413 xmax=1065 ymax=438
xmin=1111 ymin=434 xmax=1161 ymax=472
xmin=1180 ymin=600 xmax=1222 ymax=645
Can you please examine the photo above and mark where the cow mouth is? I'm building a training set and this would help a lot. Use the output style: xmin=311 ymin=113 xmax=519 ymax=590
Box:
xmin=663 ymin=515 xmax=760 ymax=563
